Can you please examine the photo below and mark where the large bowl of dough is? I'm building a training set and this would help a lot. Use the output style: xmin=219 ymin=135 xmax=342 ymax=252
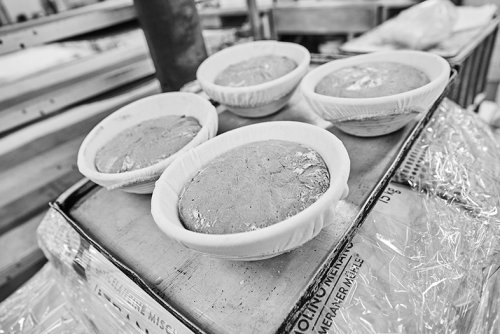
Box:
xmin=196 ymin=40 xmax=310 ymax=118
xmin=77 ymin=92 xmax=218 ymax=194
xmin=301 ymin=50 xmax=450 ymax=137
xmin=151 ymin=121 xmax=350 ymax=261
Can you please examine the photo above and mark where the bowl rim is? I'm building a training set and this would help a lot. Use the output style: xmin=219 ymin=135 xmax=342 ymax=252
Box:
xmin=151 ymin=121 xmax=350 ymax=250
xmin=196 ymin=40 xmax=311 ymax=94
xmin=301 ymin=50 xmax=450 ymax=105
xmin=77 ymin=92 xmax=218 ymax=187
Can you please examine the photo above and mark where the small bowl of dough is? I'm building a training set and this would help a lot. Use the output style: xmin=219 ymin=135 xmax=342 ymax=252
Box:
xmin=77 ymin=92 xmax=218 ymax=194
xmin=196 ymin=40 xmax=310 ymax=118
xmin=151 ymin=121 xmax=350 ymax=260
xmin=301 ymin=50 xmax=450 ymax=137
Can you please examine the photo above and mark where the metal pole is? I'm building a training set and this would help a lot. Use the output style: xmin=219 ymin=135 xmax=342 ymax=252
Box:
xmin=133 ymin=0 xmax=208 ymax=92
xmin=246 ymin=0 xmax=261 ymax=40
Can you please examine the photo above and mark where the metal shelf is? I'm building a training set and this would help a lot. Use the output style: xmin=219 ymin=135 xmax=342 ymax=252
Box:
xmin=0 ymin=44 xmax=155 ymax=135
xmin=0 ymin=0 xmax=136 ymax=55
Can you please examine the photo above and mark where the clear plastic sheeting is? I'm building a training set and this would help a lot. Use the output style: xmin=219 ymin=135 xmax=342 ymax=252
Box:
xmin=0 ymin=264 xmax=92 ymax=334
xmin=0 ymin=258 xmax=139 ymax=333
xmin=336 ymin=185 xmax=498 ymax=333
xmin=293 ymin=99 xmax=500 ymax=333
xmin=0 ymin=210 xmax=152 ymax=334
xmin=379 ymin=0 xmax=458 ymax=50
xmin=341 ymin=0 xmax=497 ymax=56
xmin=395 ymin=98 xmax=500 ymax=216
xmin=292 ymin=182 xmax=499 ymax=334
xmin=393 ymin=98 xmax=500 ymax=331
xmin=4 ymin=208 xmax=197 ymax=334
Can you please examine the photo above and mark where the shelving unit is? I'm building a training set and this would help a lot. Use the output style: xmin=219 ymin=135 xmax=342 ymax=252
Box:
xmin=0 ymin=0 xmax=278 ymax=56
xmin=0 ymin=0 xmax=136 ymax=55
xmin=0 ymin=0 xmax=156 ymax=301
xmin=0 ymin=43 xmax=155 ymax=134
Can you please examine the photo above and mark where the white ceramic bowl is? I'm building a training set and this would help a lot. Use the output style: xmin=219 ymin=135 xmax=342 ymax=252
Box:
xmin=77 ymin=92 xmax=218 ymax=194
xmin=196 ymin=40 xmax=310 ymax=118
xmin=151 ymin=121 xmax=350 ymax=261
xmin=301 ymin=50 xmax=450 ymax=137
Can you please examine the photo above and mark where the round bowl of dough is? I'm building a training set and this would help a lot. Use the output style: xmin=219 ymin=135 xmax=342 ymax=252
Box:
xmin=77 ymin=92 xmax=218 ymax=194
xmin=151 ymin=121 xmax=350 ymax=261
xmin=196 ymin=40 xmax=310 ymax=118
xmin=301 ymin=50 xmax=450 ymax=137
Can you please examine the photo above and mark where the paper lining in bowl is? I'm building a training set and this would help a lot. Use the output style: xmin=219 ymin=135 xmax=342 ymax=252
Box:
xmin=196 ymin=40 xmax=310 ymax=118
xmin=301 ymin=50 xmax=450 ymax=136
xmin=77 ymin=92 xmax=218 ymax=194
xmin=151 ymin=121 xmax=350 ymax=261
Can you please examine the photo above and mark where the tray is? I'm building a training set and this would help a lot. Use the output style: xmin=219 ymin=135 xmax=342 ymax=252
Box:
xmin=44 ymin=71 xmax=454 ymax=334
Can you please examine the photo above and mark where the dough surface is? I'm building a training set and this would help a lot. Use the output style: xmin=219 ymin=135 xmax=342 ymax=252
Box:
xmin=214 ymin=55 xmax=297 ymax=87
xmin=315 ymin=62 xmax=429 ymax=98
xmin=95 ymin=115 xmax=201 ymax=173
xmin=179 ymin=140 xmax=330 ymax=234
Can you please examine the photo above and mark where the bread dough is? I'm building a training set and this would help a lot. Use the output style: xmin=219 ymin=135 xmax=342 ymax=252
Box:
xmin=315 ymin=62 xmax=429 ymax=98
xmin=95 ymin=115 xmax=201 ymax=173
xmin=214 ymin=55 xmax=297 ymax=87
xmin=179 ymin=140 xmax=330 ymax=234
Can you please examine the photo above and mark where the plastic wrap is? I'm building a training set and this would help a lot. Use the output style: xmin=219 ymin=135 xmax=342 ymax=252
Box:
xmin=0 ymin=264 xmax=91 ymax=334
xmin=378 ymin=0 xmax=457 ymax=50
xmin=341 ymin=1 xmax=497 ymax=56
xmin=0 ymin=261 xmax=141 ymax=334
xmin=292 ymin=183 xmax=499 ymax=333
xmin=395 ymin=98 xmax=500 ymax=215
xmin=0 ymin=208 xmax=198 ymax=334
xmin=292 ymin=99 xmax=500 ymax=333
xmin=0 ymin=261 xmax=137 ymax=333
xmin=0 ymin=216 xmax=141 ymax=334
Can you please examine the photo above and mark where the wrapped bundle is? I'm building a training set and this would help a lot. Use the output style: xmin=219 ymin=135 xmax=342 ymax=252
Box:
xmin=378 ymin=0 xmax=458 ymax=50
